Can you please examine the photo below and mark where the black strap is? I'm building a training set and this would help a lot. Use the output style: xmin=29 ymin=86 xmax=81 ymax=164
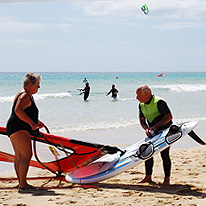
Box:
xmin=12 ymin=92 xmax=24 ymax=112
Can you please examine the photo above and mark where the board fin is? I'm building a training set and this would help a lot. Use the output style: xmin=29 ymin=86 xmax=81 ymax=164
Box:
xmin=188 ymin=130 xmax=206 ymax=145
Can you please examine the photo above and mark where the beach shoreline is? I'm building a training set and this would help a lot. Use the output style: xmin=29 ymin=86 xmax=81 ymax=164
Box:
xmin=57 ymin=121 xmax=206 ymax=148
xmin=0 ymin=122 xmax=206 ymax=206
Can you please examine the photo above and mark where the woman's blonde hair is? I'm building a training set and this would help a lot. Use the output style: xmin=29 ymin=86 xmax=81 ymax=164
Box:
xmin=24 ymin=72 xmax=41 ymax=87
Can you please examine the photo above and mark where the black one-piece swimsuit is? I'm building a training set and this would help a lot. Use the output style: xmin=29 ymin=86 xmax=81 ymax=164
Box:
xmin=6 ymin=92 xmax=39 ymax=137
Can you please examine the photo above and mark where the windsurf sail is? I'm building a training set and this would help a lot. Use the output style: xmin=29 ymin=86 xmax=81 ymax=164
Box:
xmin=0 ymin=127 xmax=122 ymax=175
xmin=0 ymin=151 xmax=48 ymax=169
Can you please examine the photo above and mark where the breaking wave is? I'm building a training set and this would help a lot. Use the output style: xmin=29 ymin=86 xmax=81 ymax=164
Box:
xmin=50 ymin=117 xmax=206 ymax=133
xmin=0 ymin=92 xmax=72 ymax=103
xmin=152 ymin=84 xmax=206 ymax=93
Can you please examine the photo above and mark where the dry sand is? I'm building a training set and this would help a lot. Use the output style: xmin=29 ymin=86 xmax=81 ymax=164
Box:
xmin=0 ymin=146 xmax=206 ymax=206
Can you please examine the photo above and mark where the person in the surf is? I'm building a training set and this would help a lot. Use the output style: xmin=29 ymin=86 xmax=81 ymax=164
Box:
xmin=136 ymin=85 xmax=173 ymax=186
xmin=106 ymin=84 xmax=119 ymax=100
xmin=83 ymin=78 xmax=88 ymax=84
xmin=80 ymin=82 xmax=90 ymax=101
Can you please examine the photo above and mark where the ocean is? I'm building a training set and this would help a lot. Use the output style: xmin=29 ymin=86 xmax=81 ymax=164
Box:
xmin=0 ymin=72 xmax=206 ymax=172
xmin=1 ymin=72 xmax=206 ymax=132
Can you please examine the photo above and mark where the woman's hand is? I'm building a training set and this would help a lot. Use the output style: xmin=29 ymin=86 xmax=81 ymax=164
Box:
xmin=38 ymin=120 xmax=45 ymax=129
xmin=31 ymin=122 xmax=38 ymax=131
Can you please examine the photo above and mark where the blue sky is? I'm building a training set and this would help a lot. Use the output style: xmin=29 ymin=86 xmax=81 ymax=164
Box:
xmin=0 ymin=0 xmax=206 ymax=72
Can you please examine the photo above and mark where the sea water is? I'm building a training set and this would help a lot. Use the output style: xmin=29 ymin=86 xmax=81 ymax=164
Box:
xmin=0 ymin=72 xmax=206 ymax=172
xmin=1 ymin=72 xmax=206 ymax=132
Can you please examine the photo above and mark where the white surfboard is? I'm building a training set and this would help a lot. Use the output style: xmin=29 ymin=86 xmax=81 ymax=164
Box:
xmin=66 ymin=121 xmax=202 ymax=184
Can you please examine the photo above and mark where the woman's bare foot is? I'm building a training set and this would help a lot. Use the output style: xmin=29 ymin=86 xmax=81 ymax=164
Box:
xmin=19 ymin=183 xmax=36 ymax=190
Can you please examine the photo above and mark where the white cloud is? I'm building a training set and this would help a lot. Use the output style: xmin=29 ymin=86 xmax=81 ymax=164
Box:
xmin=0 ymin=38 xmax=46 ymax=45
xmin=70 ymin=0 xmax=206 ymax=30
xmin=0 ymin=18 xmax=72 ymax=34
xmin=0 ymin=21 xmax=47 ymax=33
xmin=1 ymin=0 xmax=206 ymax=32
xmin=0 ymin=0 xmax=69 ymax=2
xmin=1 ymin=0 xmax=206 ymax=22
xmin=153 ymin=21 xmax=205 ymax=30
xmin=73 ymin=1 xmax=138 ymax=18
xmin=73 ymin=0 xmax=206 ymax=20
xmin=0 ymin=16 xmax=16 ymax=21
xmin=0 ymin=0 xmax=110 ymax=2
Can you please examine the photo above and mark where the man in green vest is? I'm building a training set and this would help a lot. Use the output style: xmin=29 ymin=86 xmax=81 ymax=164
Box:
xmin=136 ymin=85 xmax=173 ymax=186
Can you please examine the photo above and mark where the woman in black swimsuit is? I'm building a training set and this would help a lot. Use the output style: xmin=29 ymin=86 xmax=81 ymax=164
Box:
xmin=6 ymin=73 xmax=45 ymax=191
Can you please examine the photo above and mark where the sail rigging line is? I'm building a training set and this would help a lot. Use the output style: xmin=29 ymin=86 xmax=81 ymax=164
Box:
xmin=42 ymin=126 xmax=63 ymax=175
xmin=31 ymin=128 xmax=104 ymax=175
xmin=34 ymin=129 xmax=123 ymax=156
xmin=69 ymin=139 xmax=124 ymax=155
xmin=50 ymin=146 xmax=63 ymax=175
xmin=32 ymin=130 xmax=61 ymax=176
xmin=43 ymin=125 xmax=50 ymax=134
xmin=32 ymin=125 xmax=65 ymax=176
xmin=59 ymin=141 xmax=79 ymax=169
xmin=32 ymin=129 xmax=100 ymax=156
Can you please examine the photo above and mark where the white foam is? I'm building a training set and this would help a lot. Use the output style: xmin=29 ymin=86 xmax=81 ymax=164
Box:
xmin=50 ymin=119 xmax=139 ymax=133
xmin=118 ymin=97 xmax=136 ymax=101
xmin=152 ymin=84 xmax=206 ymax=93
xmin=49 ymin=117 xmax=206 ymax=133
xmin=0 ymin=92 xmax=72 ymax=103
xmin=0 ymin=96 xmax=15 ymax=103
xmin=34 ymin=92 xmax=72 ymax=100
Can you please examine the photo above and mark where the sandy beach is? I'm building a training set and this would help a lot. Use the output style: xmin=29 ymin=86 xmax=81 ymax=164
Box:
xmin=0 ymin=124 xmax=206 ymax=206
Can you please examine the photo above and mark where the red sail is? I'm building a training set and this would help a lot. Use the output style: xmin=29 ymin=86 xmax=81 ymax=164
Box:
xmin=0 ymin=127 xmax=113 ymax=173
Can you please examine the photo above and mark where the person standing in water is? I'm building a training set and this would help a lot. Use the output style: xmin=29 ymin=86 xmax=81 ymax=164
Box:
xmin=6 ymin=72 xmax=45 ymax=192
xmin=136 ymin=85 xmax=173 ymax=186
xmin=83 ymin=78 xmax=88 ymax=84
xmin=80 ymin=82 xmax=90 ymax=101
xmin=106 ymin=84 xmax=119 ymax=100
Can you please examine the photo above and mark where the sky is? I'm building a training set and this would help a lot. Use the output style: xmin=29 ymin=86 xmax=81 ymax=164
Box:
xmin=0 ymin=0 xmax=206 ymax=73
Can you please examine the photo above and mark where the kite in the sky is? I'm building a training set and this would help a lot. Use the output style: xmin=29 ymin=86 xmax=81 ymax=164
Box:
xmin=141 ymin=4 xmax=149 ymax=15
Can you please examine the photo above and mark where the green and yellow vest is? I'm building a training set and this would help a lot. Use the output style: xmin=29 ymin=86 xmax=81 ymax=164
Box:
xmin=140 ymin=96 xmax=162 ymax=124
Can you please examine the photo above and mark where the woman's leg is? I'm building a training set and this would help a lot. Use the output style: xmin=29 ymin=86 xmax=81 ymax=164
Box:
xmin=10 ymin=130 xmax=33 ymax=189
